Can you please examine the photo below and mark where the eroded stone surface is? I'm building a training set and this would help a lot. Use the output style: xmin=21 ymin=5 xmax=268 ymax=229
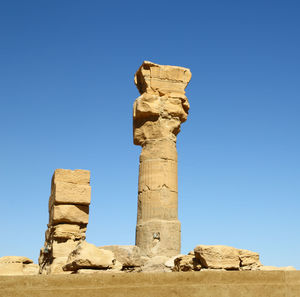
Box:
xmin=52 ymin=240 xmax=79 ymax=259
xmin=39 ymin=169 xmax=91 ymax=274
xmin=49 ymin=224 xmax=87 ymax=241
xmin=141 ymin=256 xmax=171 ymax=272
xmin=239 ymin=249 xmax=261 ymax=270
xmin=99 ymin=245 xmax=144 ymax=268
xmin=50 ymin=205 xmax=89 ymax=225
xmin=47 ymin=257 xmax=70 ymax=275
xmin=53 ymin=169 xmax=90 ymax=185
xmin=164 ymin=254 xmax=184 ymax=269
xmin=49 ymin=182 xmax=91 ymax=206
xmin=173 ymin=255 xmax=201 ymax=272
xmin=136 ymin=220 xmax=181 ymax=258
xmin=0 ymin=258 xmax=38 ymax=276
xmin=63 ymin=242 xmax=115 ymax=271
xmin=0 ymin=256 xmax=33 ymax=264
xmin=134 ymin=61 xmax=191 ymax=258
xmin=194 ymin=245 xmax=240 ymax=270
xmin=134 ymin=61 xmax=192 ymax=96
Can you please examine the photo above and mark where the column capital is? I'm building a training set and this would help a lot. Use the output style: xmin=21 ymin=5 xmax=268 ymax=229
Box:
xmin=133 ymin=61 xmax=192 ymax=146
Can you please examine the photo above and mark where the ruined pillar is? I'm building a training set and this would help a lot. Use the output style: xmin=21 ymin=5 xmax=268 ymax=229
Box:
xmin=39 ymin=169 xmax=91 ymax=274
xmin=133 ymin=61 xmax=191 ymax=257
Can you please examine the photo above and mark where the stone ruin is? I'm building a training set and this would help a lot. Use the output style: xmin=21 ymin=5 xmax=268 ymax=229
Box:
xmin=133 ymin=61 xmax=192 ymax=258
xmin=39 ymin=169 xmax=91 ymax=274
xmin=0 ymin=61 xmax=296 ymax=275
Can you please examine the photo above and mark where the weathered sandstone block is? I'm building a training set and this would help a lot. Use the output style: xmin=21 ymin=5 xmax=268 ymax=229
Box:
xmin=52 ymin=240 xmax=79 ymax=258
xmin=49 ymin=182 xmax=91 ymax=206
xmin=0 ymin=257 xmax=37 ymax=275
xmin=173 ymin=255 xmax=201 ymax=272
xmin=194 ymin=245 xmax=240 ymax=270
xmin=99 ymin=245 xmax=144 ymax=268
xmin=63 ymin=242 xmax=115 ymax=271
xmin=164 ymin=254 xmax=184 ymax=269
xmin=134 ymin=118 xmax=182 ymax=145
xmin=49 ymin=257 xmax=70 ymax=274
xmin=134 ymin=94 xmax=161 ymax=118
xmin=0 ymin=256 xmax=33 ymax=264
xmin=53 ymin=169 xmax=90 ymax=185
xmin=50 ymin=224 xmax=87 ymax=240
xmin=50 ymin=204 xmax=89 ymax=225
xmin=136 ymin=220 xmax=181 ymax=258
xmin=239 ymin=249 xmax=261 ymax=268
xmin=134 ymin=61 xmax=191 ymax=95
xmin=141 ymin=256 xmax=170 ymax=272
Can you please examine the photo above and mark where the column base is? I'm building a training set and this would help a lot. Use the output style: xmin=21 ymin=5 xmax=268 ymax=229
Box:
xmin=136 ymin=220 xmax=181 ymax=258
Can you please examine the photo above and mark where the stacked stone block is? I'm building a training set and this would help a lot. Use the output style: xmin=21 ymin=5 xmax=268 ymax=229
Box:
xmin=133 ymin=61 xmax=191 ymax=258
xmin=39 ymin=169 xmax=91 ymax=274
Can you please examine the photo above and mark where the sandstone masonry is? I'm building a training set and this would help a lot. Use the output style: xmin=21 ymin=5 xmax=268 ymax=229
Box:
xmin=39 ymin=169 xmax=91 ymax=274
xmin=133 ymin=61 xmax=192 ymax=257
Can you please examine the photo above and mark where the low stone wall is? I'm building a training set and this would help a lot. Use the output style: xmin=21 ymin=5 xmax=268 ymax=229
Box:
xmin=0 ymin=271 xmax=299 ymax=297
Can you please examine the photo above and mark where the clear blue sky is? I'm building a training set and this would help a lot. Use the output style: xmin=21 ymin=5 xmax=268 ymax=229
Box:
xmin=0 ymin=0 xmax=299 ymax=269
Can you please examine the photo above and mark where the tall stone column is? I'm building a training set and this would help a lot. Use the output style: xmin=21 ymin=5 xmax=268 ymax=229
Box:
xmin=133 ymin=61 xmax=191 ymax=258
